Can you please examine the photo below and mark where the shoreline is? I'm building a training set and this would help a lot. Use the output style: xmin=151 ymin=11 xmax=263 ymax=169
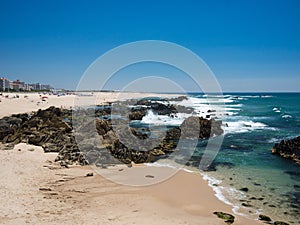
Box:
xmin=0 ymin=92 xmax=262 ymax=224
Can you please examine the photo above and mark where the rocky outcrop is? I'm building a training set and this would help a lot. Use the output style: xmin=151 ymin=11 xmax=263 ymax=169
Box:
xmin=127 ymin=99 xmax=195 ymax=121
xmin=271 ymin=136 xmax=300 ymax=164
xmin=79 ymin=115 xmax=223 ymax=165
xmin=165 ymin=116 xmax=223 ymax=141
xmin=0 ymin=104 xmax=223 ymax=167
xmin=128 ymin=108 xmax=147 ymax=120
xmin=135 ymin=100 xmax=177 ymax=115
xmin=0 ymin=106 xmax=88 ymax=165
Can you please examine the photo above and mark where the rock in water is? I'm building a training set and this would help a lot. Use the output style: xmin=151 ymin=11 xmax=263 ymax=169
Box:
xmin=258 ymin=214 xmax=272 ymax=222
xmin=213 ymin=211 xmax=235 ymax=224
xmin=240 ymin=187 xmax=249 ymax=192
xmin=271 ymin=136 xmax=300 ymax=164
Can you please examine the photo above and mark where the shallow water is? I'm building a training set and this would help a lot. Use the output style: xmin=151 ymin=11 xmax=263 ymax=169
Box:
xmin=132 ymin=93 xmax=300 ymax=223
xmin=190 ymin=93 xmax=300 ymax=223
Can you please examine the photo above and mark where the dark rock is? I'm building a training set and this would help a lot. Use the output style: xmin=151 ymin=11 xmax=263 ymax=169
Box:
xmin=167 ymin=96 xmax=188 ymax=101
xmin=272 ymin=136 xmax=300 ymax=164
xmin=129 ymin=111 xmax=145 ymax=120
xmin=0 ymin=102 xmax=223 ymax=168
xmin=150 ymin=102 xmax=177 ymax=115
xmin=95 ymin=119 xmax=111 ymax=135
xmin=242 ymin=203 xmax=252 ymax=207
xmin=258 ymin=214 xmax=272 ymax=222
xmin=39 ymin=187 xmax=52 ymax=191
xmin=134 ymin=100 xmax=177 ymax=115
xmin=0 ymin=106 xmax=88 ymax=165
xmin=179 ymin=116 xmax=223 ymax=139
xmin=240 ymin=187 xmax=249 ymax=192
xmin=1 ymin=143 xmax=14 ymax=150
xmin=285 ymin=171 xmax=300 ymax=181
xmin=213 ymin=211 xmax=235 ymax=224
xmin=86 ymin=172 xmax=93 ymax=177
xmin=274 ymin=221 xmax=290 ymax=225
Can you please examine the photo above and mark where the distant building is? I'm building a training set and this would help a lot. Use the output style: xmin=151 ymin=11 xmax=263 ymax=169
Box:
xmin=0 ymin=77 xmax=10 ymax=91
xmin=0 ymin=77 xmax=53 ymax=91
xmin=11 ymin=79 xmax=25 ymax=91
xmin=29 ymin=83 xmax=41 ymax=90
xmin=29 ymin=83 xmax=53 ymax=91
xmin=41 ymin=84 xmax=53 ymax=90
xmin=24 ymin=83 xmax=33 ymax=91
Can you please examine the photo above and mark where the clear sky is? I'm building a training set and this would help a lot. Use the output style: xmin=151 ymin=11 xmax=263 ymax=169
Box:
xmin=0 ymin=0 xmax=300 ymax=92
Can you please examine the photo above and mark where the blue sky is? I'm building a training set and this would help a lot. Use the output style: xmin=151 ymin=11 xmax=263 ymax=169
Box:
xmin=0 ymin=0 xmax=300 ymax=92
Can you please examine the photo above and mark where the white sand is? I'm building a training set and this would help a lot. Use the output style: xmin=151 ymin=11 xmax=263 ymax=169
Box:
xmin=0 ymin=92 xmax=177 ymax=118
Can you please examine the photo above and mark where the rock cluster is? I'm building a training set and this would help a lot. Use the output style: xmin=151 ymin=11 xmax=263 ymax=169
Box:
xmin=126 ymin=98 xmax=195 ymax=121
xmin=258 ymin=214 xmax=290 ymax=225
xmin=0 ymin=104 xmax=223 ymax=167
xmin=76 ymin=113 xmax=223 ymax=165
xmin=0 ymin=106 xmax=87 ymax=165
xmin=271 ymin=136 xmax=300 ymax=164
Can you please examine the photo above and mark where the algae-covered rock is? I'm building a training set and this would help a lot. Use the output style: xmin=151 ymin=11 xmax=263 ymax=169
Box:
xmin=213 ymin=211 xmax=235 ymax=224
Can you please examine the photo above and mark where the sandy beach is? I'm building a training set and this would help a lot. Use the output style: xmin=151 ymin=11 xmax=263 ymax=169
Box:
xmin=0 ymin=92 xmax=262 ymax=225
xmin=0 ymin=92 xmax=178 ymax=118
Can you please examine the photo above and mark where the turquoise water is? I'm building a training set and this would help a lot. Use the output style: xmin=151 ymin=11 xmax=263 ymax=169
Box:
xmin=114 ymin=93 xmax=300 ymax=223
xmin=190 ymin=93 xmax=300 ymax=223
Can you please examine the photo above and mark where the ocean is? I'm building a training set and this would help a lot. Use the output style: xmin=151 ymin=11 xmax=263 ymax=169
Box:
xmin=130 ymin=93 xmax=300 ymax=223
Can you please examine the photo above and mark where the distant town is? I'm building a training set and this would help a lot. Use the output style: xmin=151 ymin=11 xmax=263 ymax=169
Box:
xmin=0 ymin=77 xmax=53 ymax=92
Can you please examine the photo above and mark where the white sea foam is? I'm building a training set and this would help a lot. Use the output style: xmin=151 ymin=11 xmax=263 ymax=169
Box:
xmin=201 ymin=173 xmax=232 ymax=205
xmin=282 ymin=114 xmax=292 ymax=118
xmin=268 ymin=138 xmax=281 ymax=143
xmin=226 ymin=104 xmax=243 ymax=108
xmin=201 ymin=94 xmax=232 ymax=98
xmin=226 ymin=107 xmax=241 ymax=111
xmin=144 ymin=161 xmax=178 ymax=169
xmin=261 ymin=95 xmax=273 ymax=98
xmin=223 ymin=121 xmax=269 ymax=134
xmin=273 ymin=107 xmax=281 ymax=113
xmin=229 ymin=96 xmax=245 ymax=100
xmin=140 ymin=110 xmax=184 ymax=126
xmin=144 ymin=161 xmax=196 ymax=174
xmin=240 ymin=95 xmax=260 ymax=98
xmin=178 ymin=97 xmax=240 ymax=119
xmin=201 ymin=172 xmax=246 ymax=216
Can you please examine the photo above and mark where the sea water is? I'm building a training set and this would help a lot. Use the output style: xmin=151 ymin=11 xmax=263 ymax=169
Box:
xmin=132 ymin=93 xmax=300 ymax=223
